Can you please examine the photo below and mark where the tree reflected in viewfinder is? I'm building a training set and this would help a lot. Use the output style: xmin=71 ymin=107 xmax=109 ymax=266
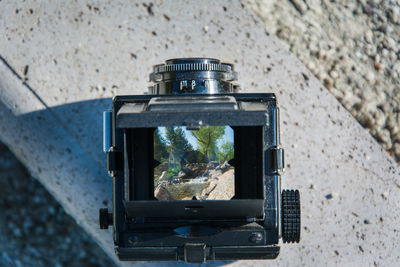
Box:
xmin=154 ymin=126 xmax=234 ymax=200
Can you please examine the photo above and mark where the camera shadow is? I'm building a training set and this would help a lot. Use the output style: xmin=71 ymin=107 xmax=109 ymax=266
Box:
xmin=6 ymin=97 xmax=236 ymax=266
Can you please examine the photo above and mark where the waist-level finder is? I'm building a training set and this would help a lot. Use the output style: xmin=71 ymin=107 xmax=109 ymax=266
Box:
xmin=99 ymin=58 xmax=300 ymax=263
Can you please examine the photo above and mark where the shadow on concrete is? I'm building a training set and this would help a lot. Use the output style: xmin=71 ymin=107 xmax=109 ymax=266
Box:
xmin=7 ymin=98 xmax=236 ymax=266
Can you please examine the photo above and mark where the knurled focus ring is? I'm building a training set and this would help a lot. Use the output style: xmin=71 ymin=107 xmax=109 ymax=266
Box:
xmin=153 ymin=63 xmax=233 ymax=74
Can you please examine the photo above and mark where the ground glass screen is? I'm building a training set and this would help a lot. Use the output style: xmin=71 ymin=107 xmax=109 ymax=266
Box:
xmin=154 ymin=126 xmax=234 ymax=200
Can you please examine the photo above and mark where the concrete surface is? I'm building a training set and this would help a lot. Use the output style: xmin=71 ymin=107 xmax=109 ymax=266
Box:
xmin=247 ymin=0 xmax=400 ymax=161
xmin=0 ymin=0 xmax=399 ymax=266
xmin=0 ymin=142 xmax=116 ymax=266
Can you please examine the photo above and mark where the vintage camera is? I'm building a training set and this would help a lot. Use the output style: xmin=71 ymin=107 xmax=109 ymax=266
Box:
xmin=99 ymin=58 xmax=300 ymax=263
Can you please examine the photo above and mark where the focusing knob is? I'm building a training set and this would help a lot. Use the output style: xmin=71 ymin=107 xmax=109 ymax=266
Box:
xmin=281 ymin=189 xmax=301 ymax=243
xmin=99 ymin=208 xmax=113 ymax=229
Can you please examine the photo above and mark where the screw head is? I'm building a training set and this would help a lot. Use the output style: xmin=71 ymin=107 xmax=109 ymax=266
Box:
xmin=249 ymin=232 xmax=263 ymax=243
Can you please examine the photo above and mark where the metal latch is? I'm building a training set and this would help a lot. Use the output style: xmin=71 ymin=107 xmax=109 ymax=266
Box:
xmin=265 ymin=147 xmax=285 ymax=174
xmin=184 ymin=243 xmax=206 ymax=263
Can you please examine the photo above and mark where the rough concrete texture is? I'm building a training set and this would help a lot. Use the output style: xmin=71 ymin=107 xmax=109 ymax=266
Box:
xmin=0 ymin=0 xmax=399 ymax=266
xmin=0 ymin=143 xmax=116 ymax=266
xmin=246 ymin=0 xmax=400 ymax=161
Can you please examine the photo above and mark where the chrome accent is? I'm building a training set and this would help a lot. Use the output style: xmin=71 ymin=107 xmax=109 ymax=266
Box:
xmin=103 ymin=110 xmax=112 ymax=153
xmin=149 ymin=58 xmax=239 ymax=95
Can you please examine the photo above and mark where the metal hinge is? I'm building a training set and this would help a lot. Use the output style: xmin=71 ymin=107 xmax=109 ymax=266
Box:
xmin=107 ymin=147 xmax=123 ymax=174
xmin=265 ymin=147 xmax=285 ymax=175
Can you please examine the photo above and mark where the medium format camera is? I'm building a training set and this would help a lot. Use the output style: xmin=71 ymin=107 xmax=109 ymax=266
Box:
xmin=99 ymin=58 xmax=300 ymax=263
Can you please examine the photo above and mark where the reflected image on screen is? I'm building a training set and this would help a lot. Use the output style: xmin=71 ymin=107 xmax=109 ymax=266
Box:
xmin=154 ymin=126 xmax=234 ymax=200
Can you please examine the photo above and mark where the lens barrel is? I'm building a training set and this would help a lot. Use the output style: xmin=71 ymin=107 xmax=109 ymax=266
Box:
xmin=149 ymin=58 xmax=238 ymax=95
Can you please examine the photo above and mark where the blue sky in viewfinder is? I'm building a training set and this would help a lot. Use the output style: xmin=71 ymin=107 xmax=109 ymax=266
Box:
xmin=158 ymin=126 xmax=234 ymax=150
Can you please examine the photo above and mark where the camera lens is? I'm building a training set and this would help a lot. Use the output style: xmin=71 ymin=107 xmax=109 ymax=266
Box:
xmin=149 ymin=58 xmax=238 ymax=95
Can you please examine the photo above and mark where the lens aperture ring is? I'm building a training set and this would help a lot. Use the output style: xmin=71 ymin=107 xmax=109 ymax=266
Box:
xmin=149 ymin=58 xmax=238 ymax=95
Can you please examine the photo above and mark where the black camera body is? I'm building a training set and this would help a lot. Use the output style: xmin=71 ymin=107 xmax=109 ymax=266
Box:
xmin=99 ymin=58 xmax=300 ymax=263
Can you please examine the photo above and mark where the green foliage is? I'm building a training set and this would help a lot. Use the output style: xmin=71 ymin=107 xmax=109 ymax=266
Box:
xmin=191 ymin=126 xmax=225 ymax=162
xmin=164 ymin=127 xmax=194 ymax=167
xmin=184 ymin=150 xmax=206 ymax=163
xmin=218 ymin=142 xmax=234 ymax=163
xmin=167 ymin=166 xmax=180 ymax=178
xmin=154 ymin=129 xmax=169 ymax=162
xmin=155 ymin=126 xmax=232 ymax=169
xmin=165 ymin=127 xmax=193 ymax=154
